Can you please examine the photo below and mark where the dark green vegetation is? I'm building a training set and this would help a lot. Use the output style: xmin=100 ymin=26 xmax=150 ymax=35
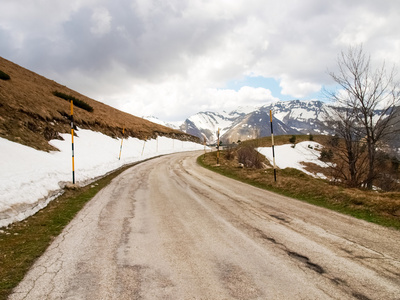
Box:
xmin=53 ymin=91 xmax=94 ymax=112
xmin=0 ymin=70 xmax=10 ymax=80
xmin=0 ymin=163 xmax=139 ymax=300
xmin=199 ymin=135 xmax=400 ymax=230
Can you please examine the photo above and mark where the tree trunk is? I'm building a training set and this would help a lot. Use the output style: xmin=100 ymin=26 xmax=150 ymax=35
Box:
xmin=366 ymin=141 xmax=375 ymax=189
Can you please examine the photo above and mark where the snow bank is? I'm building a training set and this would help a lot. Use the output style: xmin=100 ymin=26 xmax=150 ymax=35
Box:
xmin=0 ymin=129 xmax=204 ymax=227
xmin=257 ymin=141 xmax=329 ymax=178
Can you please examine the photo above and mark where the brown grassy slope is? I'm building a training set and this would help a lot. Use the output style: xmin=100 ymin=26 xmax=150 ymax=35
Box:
xmin=0 ymin=57 xmax=198 ymax=151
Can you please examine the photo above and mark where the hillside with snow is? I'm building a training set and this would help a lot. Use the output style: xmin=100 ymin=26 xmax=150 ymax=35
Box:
xmin=0 ymin=56 xmax=204 ymax=228
xmin=0 ymin=129 xmax=205 ymax=227
xmin=257 ymin=141 xmax=330 ymax=179
xmin=179 ymin=100 xmax=400 ymax=156
xmin=0 ymin=56 xmax=198 ymax=153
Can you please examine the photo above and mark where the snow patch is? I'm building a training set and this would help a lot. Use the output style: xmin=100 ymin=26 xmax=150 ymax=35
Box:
xmin=257 ymin=142 xmax=329 ymax=179
xmin=0 ymin=129 xmax=204 ymax=227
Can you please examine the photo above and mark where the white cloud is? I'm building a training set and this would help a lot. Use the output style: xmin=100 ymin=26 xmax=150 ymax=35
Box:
xmin=280 ymin=76 xmax=321 ymax=99
xmin=90 ymin=7 xmax=112 ymax=36
xmin=1 ymin=0 xmax=399 ymax=121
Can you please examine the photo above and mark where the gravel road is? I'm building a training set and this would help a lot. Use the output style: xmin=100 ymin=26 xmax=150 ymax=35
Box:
xmin=10 ymin=151 xmax=400 ymax=299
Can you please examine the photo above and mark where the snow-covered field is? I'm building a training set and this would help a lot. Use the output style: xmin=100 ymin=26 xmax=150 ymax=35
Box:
xmin=257 ymin=141 xmax=329 ymax=178
xmin=0 ymin=128 xmax=205 ymax=227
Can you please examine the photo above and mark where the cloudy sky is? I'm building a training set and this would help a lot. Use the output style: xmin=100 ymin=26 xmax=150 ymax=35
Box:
xmin=1 ymin=0 xmax=399 ymax=122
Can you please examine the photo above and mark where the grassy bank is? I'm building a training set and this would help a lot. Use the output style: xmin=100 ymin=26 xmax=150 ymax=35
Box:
xmin=198 ymin=149 xmax=400 ymax=230
xmin=0 ymin=162 xmax=140 ymax=300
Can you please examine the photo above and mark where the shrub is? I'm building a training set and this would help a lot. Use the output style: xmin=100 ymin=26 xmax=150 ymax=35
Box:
xmin=237 ymin=146 xmax=264 ymax=168
xmin=0 ymin=70 xmax=11 ymax=80
xmin=224 ymin=146 xmax=235 ymax=160
xmin=320 ymin=149 xmax=333 ymax=161
xmin=53 ymin=91 xmax=94 ymax=112
xmin=289 ymin=135 xmax=297 ymax=144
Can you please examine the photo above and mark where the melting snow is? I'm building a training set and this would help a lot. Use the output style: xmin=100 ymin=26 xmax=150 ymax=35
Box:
xmin=257 ymin=141 xmax=329 ymax=179
xmin=0 ymin=128 xmax=204 ymax=227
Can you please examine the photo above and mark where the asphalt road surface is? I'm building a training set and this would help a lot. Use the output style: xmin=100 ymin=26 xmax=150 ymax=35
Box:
xmin=10 ymin=151 xmax=400 ymax=299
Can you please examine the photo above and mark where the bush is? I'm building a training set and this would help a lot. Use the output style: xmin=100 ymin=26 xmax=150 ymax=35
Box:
xmin=320 ymin=149 xmax=333 ymax=161
xmin=237 ymin=146 xmax=264 ymax=168
xmin=53 ymin=91 xmax=94 ymax=112
xmin=0 ymin=70 xmax=10 ymax=80
xmin=224 ymin=146 xmax=235 ymax=160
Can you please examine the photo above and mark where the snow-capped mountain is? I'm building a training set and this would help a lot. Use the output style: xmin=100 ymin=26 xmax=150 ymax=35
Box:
xmin=143 ymin=116 xmax=180 ymax=130
xmin=180 ymin=100 xmax=333 ymax=143
xmin=179 ymin=111 xmax=245 ymax=143
xmin=260 ymin=100 xmax=332 ymax=135
xmin=149 ymin=99 xmax=398 ymax=151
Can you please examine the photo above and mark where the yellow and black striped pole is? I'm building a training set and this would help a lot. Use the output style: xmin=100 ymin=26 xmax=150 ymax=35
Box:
xmin=119 ymin=127 xmax=124 ymax=160
xmin=71 ymin=100 xmax=75 ymax=184
xmin=270 ymin=110 xmax=277 ymax=182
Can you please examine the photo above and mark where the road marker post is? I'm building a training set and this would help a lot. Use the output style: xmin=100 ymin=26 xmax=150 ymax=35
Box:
xmin=216 ymin=128 xmax=220 ymax=166
xmin=270 ymin=110 xmax=277 ymax=182
xmin=119 ymin=127 xmax=125 ymax=160
xmin=203 ymin=136 xmax=207 ymax=159
xmin=141 ymin=137 xmax=147 ymax=156
xmin=70 ymin=100 xmax=75 ymax=184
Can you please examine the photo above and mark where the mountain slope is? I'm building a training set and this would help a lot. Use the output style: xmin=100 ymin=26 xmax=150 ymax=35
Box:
xmin=181 ymin=100 xmax=399 ymax=158
xmin=180 ymin=111 xmax=244 ymax=143
xmin=0 ymin=57 xmax=198 ymax=151
xmin=223 ymin=110 xmax=301 ymax=143
xmin=260 ymin=100 xmax=331 ymax=135
xmin=181 ymin=100 xmax=332 ymax=143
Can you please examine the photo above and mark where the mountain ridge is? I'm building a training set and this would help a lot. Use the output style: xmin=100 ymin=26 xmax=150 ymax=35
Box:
xmin=179 ymin=99 xmax=333 ymax=143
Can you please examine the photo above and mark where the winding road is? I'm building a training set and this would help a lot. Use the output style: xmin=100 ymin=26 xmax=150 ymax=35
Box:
xmin=10 ymin=151 xmax=400 ymax=299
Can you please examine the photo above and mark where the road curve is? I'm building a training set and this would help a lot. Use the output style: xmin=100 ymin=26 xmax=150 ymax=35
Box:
xmin=10 ymin=151 xmax=400 ymax=299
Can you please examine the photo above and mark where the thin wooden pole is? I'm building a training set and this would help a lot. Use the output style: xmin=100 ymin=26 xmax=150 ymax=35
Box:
xmin=71 ymin=100 xmax=75 ymax=184
xmin=270 ymin=110 xmax=277 ymax=182
xmin=119 ymin=128 xmax=124 ymax=160
xmin=203 ymin=137 xmax=207 ymax=159
xmin=216 ymin=128 xmax=220 ymax=165
xmin=141 ymin=138 xmax=147 ymax=156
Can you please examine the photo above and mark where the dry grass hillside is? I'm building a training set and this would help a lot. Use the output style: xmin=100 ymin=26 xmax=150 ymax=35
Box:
xmin=0 ymin=57 xmax=198 ymax=151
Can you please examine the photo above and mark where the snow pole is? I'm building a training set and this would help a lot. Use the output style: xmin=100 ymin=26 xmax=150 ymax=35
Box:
xmin=70 ymin=100 xmax=75 ymax=184
xmin=270 ymin=110 xmax=277 ymax=182
xmin=203 ymin=136 xmax=207 ymax=158
xmin=141 ymin=138 xmax=147 ymax=156
xmin=216 ymin=128 xmax=220 ymax=165
xmin=118 ymin=127 xmax=124 ymax=160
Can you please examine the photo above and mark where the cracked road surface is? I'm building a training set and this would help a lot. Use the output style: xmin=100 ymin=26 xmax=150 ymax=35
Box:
xmin=10 ymin=151 xmax=400 ymax=299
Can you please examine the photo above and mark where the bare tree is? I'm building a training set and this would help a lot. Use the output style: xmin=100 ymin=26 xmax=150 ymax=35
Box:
xmin=326 ymin=45 xmax=400 ymax=189
xmin=324 ymin=107 xmax=367 ymax=187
